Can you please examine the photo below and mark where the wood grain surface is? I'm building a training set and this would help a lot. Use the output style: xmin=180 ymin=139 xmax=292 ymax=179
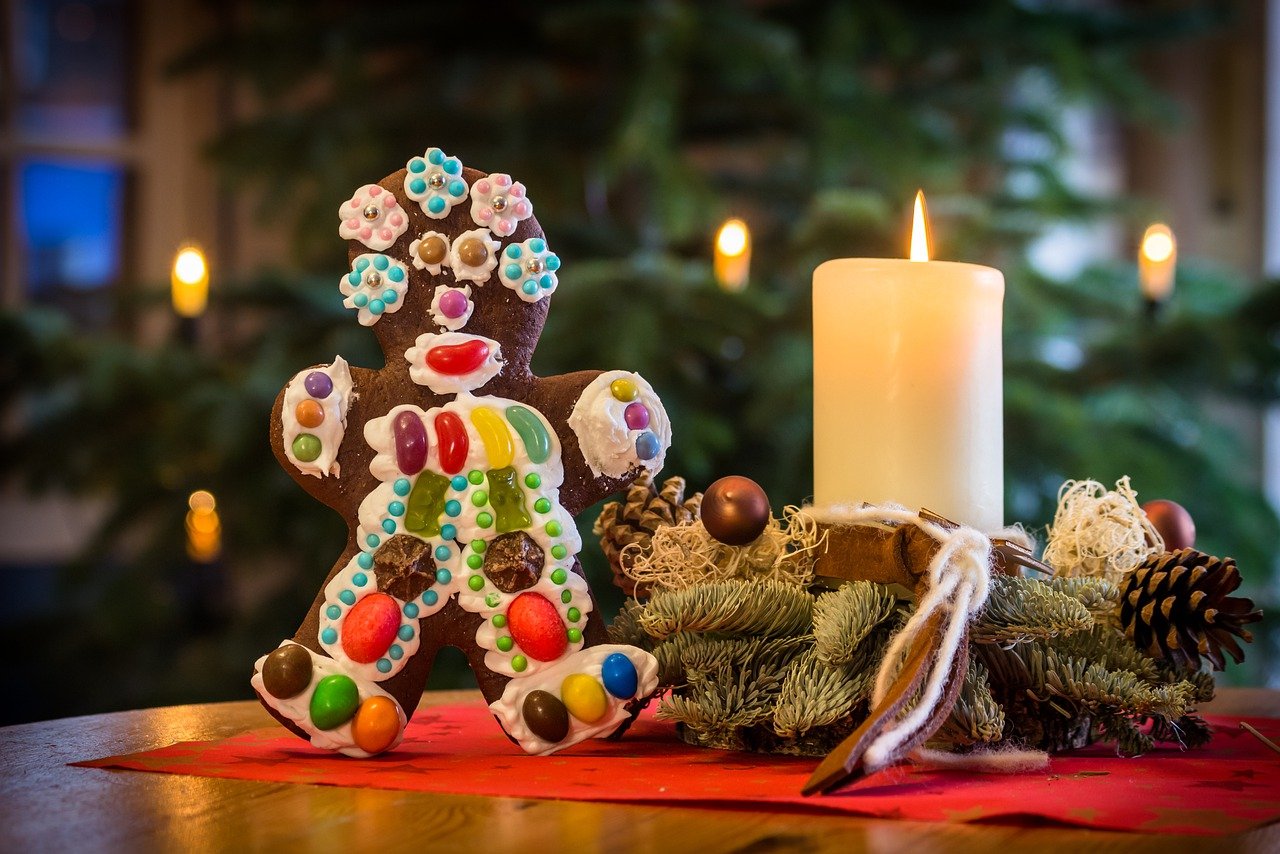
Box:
xmin=3 ymin=689 xmax=1277 ymax=853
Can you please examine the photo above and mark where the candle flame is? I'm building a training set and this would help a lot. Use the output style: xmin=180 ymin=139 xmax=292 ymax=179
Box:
xmin=909 ymin=190 xmax=930 ymax=262
xmin=1141 ymin=223 xmax=1175 ymax=264
xmin=714 ymin=218 xmax=751 ymax=292
xmin=1139 ymin=223 xmax=1177 ymax=303
xmin=171 ymin=244 xmax=210 ymax=318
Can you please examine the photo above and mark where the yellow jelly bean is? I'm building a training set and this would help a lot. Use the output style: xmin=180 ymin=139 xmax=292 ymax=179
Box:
xmin=471 ymin=406 xmax=514 ymax=469
xmin=610 ymin=378 xmax=638 ymax=402
xmin=560 ymin=673 xmax=609 ymax=723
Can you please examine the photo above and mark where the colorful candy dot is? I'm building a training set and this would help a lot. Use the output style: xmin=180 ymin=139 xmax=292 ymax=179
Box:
xmin=373 ymin=255 xmax=390 ymax=271
xmin=358 ymin=552 xmax=374 ymax=569
xmin=321 ymin=628 xmax=337 ymax=644
xmin=471 ymin=539 xmax=487 ymax=553
xmin=567 ymin=607 xmax=581 ymax=622
xmin=506 ymin=244 xmax=522 ymax=259
xmin=636 ymin=431 xmax=661 ymax=461
xmin=610 ymin=378 xmax=638 ymax=402
xmin=353 ymin=572 xmax=367 ymax=587
xmin=525 ymin=473 xmax=541 ymax=489
xmin=326 ymin=605 xmax=341 ymax=620
xmin=540 ymin=275 xmax=554 ymax=289
xmin=560 ymin=673 xmax=605 ymax=722
xmin=381 ymin=519 xmax=397 ymax=534
xmin=398 ymin=625 xmax=414 ymax=641
xmin=546 ymin=255 xmax=561 ymax=271
xmin=410 ymin=178 xmax=426 ymax=194
xmin=511 ymin=655 xmax=528 ymax=672
xmin=388 ymin=501 xmax=405 ymax=517
xmin=550 ymin=568 xmax=568 ymax=585
xmin=356 ymin=258 xmax=370 ymax=272
xmin=624 ymin=402 xmax=650 ymax=430
xmin=493 ymin=614 xmax=507 ymax=628
xmin=561 ymin=590 xmax=572 ymax=603
xmin=409 ymin=158 xmax=426 ymax=173
xmin=366 ymin=533 xmax=380 ymax=548
xmin=428 ymin=197 xmax=445 ymax=214
xmin=388 ymin=266 xmax=405 ymax=283
xmin=295 ymin=399 xmax=325 ymax=429
xmin=445 ymin=500 xmax=462 ymax=517
xmin=567 ymin=628 xmax=582 ymax=643
xmin=529 ymin=238 xmax=546 ymax=253
xmin=443 ymin=158 xmax=460 ymax=174
xmin=441 ymin=524 xmax=457 ymax=540
xmin=428 ymin=149 xmax=444 ymax=165
xmin=601 ymin=652 xmax=639 ymax=699
xmin=485 ymin=593 xmax=501 ymax=608
xmin=522 ymin=281 xmax=538 ymax=295
xmin=436 ymin=568 xmax=452 ymax=584
xmin=368 ymin=299 xmax=385 ymax=315
xmin=292 ymin=434 xmax=322 ymax=462
xmin=551 ymin=545 xmax=568 ymax=560
xmin=534 ymin=498 xmax=552 ymax=514
xmin=467 ymin=554 xmax=483 ymax=570
xmin=382 ymin=290 xmax=398 ymax=304
xmin=468 ymin=575 xmax=485 ymax=591
xmin=497 ymin=636 xmax=514 ymax=652
xmin=310 ymin=674 xmax=360 ymax=729
xmin=424 ymin=590 xmax=439 ymax=606
xmin=451 ymin=475 xmax=468 ymax=491
xmin=448 ymin=180 xmax=465 ymax=197
xmin=505 ymin=264 xmax=522 ymax=280
xmin=545 ymin=521 xmax=562 ymax=537
xmin=439 ymin=290 xmax=469 ymax=318
xmin=469 ymin=470 xmax=485 ymax=485
xmin=388 ymin=645 xmax=403 ymax=660
xmin=377 ymin=659 xmax=392 ymax=673
xmin=352 ymin=293 xmax=369 ymax=308
xmin=340 ymin=590 xmax=356 ymax=606
xmin=477 ymin=512 xmax=493 ymax=528
xmin=394 ymin=478 xmax=411 ymax=496
xmin=404 ymin=602 xmax=419 ymax=618
xmin=435 ymin=545 xmax=451 ymax=561
xmin=304 ymin=371 xmax=333 ymax=398
xmin=472 ymin=491 xmax=488 ymax=507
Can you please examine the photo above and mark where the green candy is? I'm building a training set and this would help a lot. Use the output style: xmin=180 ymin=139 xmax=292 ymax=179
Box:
xmin=497 ymin=636 xmax=514 ymax=652
xmin=309 ymin=674 xmax=359 ymax=730
xmin=292 ymin=433 xmax=322 ymax=463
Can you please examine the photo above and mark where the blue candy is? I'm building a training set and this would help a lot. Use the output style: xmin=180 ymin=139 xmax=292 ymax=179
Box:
xmin=635 ymin=431 xmax=660 ymax=461
xmin=601 ymin=652 xmax=639 ymax=699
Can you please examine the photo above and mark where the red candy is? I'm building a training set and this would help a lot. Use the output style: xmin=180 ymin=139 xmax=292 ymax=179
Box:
xmin=393 ymin=410 xmax=428 ymax=475
xmin=341 ymin=593 xmax=401 ymax=663
xmin=426 ymin=339 xmax=490 ymax=375
xmin=434 ymin=411 xmax=469 ymax=474
xmin=506 ymin=592 xmax=567 ymax=662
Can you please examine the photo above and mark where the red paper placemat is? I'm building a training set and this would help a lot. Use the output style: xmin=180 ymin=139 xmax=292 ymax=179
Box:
xmin=74 ymin=702 xmax=1280 ymax=836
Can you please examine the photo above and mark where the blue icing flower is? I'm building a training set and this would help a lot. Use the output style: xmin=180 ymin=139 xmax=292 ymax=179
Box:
xmin=498 ymin=238 xmax=559 ymax=303
xmin=404 ymin=147 xmax=469 ymax=220
xmin=339 ymin=253 xmax=410 ymax=327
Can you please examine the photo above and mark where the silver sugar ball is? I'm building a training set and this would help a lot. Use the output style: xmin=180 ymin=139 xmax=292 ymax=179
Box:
xmin=428 ymin=173 xmax=445 ymax=190
xmin=362 ymin=204 xmax=380 ymax=221
xmin=525 ymin=257 xmax=544 ymax=275
xmin=364 ymin=271 xmax=382 ymax=287
xmin=491 ymin=195 xmax=507 ymax=212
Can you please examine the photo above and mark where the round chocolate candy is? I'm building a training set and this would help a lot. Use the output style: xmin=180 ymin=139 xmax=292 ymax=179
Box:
xmin=292 ymin=433 xmax=322 ymax=463
xmin=458 ymin=237 xmax=489 ymax=267
xmin=700 ymin=475 xmax=771 ymax=546
xmin=1142 ymin=499 xmax=1196 ymax=551
xmin=309 ymin=674 xmax=359 ymax=730
xmin=610 ymin=378 xmax=638 ymax=402
xmin=341 ymin=593 xmax=401 ymax=664
xmin=439 ymin=289 xmax=469 ymax=319
xmin=635 ymin=431 xmax=660 ymax=461
xmin=507 ymin=592 xmax=567 ymax=662
xmin=295 ymin=399 xmax=325 ymax=429
xmin=522 ymin=689 xmax=570 ymax=742
xmin=261 ymin=643 xmax=312 ymax=699
xmin=624 ymin=402 xmax=650 ymax=430
xmin=561 ymin=673 xmax=608 ymax=723
xmin=351 ymin=695 xmax=401 ymax=754
xmin=418 ymin=235 xmax=448 ymax=266
xmin=601 ymin=652 xmax=639 ymax=699
xmin=304 ymin=370 xmax=333 ymax=399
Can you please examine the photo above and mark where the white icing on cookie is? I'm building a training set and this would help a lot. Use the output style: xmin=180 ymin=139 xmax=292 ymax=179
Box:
xmin=498 ymin=237 xmax=560 ymax=303
xmin=404 ymin=331 xmax=503 ymax=395
xmin=489 ymin=645 xmax=659 ymax=755
xmin=568 ymin=370 xmax=671 ymax=479
xmin=340 ymin=253 xmax=410 ymax=326
xmin=429 ymin=284 xmax=474 ymax=331
xmin=403 ymin=148 xmax=468 ymax=219
xmin=469 ymin=173 xmax=532 ymax=237
xmin=282 ymin=357 xmax=353 ymax=478
xmin=448 ymin=227 xmax=500 ymax=284
xmin=338 ymin=184 xmax=407 ymax=251
xmin=409 ymin=231 xmax=450 ymax=275
xmin=251 ymin=641 xmax=406 ymax=758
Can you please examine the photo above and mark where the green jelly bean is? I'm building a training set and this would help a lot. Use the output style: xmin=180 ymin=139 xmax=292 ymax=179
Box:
xmin=505 ymin=405 xmax=553 ymax=464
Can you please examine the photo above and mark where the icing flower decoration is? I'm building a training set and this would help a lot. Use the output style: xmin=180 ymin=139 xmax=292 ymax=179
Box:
xmin=469 ymin=173 xmax=532 ymax=237
xmin=340 ymin=253 xmax=410 ymax=326
xmin=449 ymin=228 xmax=500 ymax=284
xmin=430 ymin=284 xmax=474 ymax=331
xmin=404 ymin=148 xmax=468 ymax=219
xmin=338 ymin=184 xmax=408 ymax=251
xmin=409 ymin=231 xmax=450 ymax=275
xmin=499 ymin=238 xmax=560 ymax=302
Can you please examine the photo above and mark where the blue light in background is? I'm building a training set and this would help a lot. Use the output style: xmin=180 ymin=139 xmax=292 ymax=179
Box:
xmin=19 ymin=159 xmax=125 ymax=295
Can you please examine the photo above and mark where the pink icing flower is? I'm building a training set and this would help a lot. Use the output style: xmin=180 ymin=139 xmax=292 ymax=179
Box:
xmin=469 ymin=173 xmax=533 ymax=237
xmin=339 ymin=184 xmax=408 ymax=251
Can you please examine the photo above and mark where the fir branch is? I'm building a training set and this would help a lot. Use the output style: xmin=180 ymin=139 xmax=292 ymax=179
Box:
xmin=971 ymin=575 xmax=1094 ymax=645
xmin=657 ymin=665 xmax=787 ymax=750
xmin=606 ymin=598 xmax=650 ymax=648
xmin=811 ymin=581 xmax=898 ymax=666
xmin=639 ymin=580 xmax=813 ymax=641
xmin=1046 ymin=575 xmax=1120 ymax=616
xmin=1050 ymin=625 xmax=1160 ymax=681
xmin=772 ymin=648 xmax=868 ymax=739
xmin=653 ymin=632 xmax=810 ymax=688
xmin=936 ymin=656 xmax=1006 ymax=746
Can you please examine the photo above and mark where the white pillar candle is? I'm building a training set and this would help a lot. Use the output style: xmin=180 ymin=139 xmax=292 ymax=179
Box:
xmin=812 ymin=257 xmax=1005 ymax=531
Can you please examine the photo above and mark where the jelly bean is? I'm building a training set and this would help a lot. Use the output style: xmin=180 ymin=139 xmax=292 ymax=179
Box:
xmin=601 ymin=652 xmax=639 ymax=699
xmin=426 ymin=339 xmax=491 ymax=375
xmin=471 ymin=406 xmax=515 ymax=469
xmin=610 ymin=378 xmax=638 ymax=402
xmin=507 ymin=592 xmax=567 ymax=662
xmin=434 ymin=411 xmax=469 ymax=474
xmin=560 ymin=674 xmax=608 ymax=723
xmin=624 ymin=402 xmax=650 ymax=431
xmin=351 ymin=695 xmax=401 ymax=754
xmin=635 ymin=431 xmax=660 ymax=461
xmin=295 ymin=399 xmax=325 ymax=429
xmin=439 ymin=289 xmax=469 ymax=319
xmin=305 ymin=371 xmax=333 ymax=399
xmin=261 ymin=644 xmax=312 ymax=699
xmin=341 ymin=593 xmax=401 ymax=663
xmin=393 ymin=410 xmax=429 ymax=475
xmin=505 ymin=406 xmax=553 ymax=464
xmin=292 ymin=434 xmax=322 ymax=462
xmin=522 ymin=690 xmax=570 ymax=742
xmin=310 ymin=674 xmax=359 ymax=730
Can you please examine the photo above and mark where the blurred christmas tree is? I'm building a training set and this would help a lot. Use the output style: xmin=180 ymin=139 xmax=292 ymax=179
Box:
xmin=2 ymin=0 xmax=1277 ymax=721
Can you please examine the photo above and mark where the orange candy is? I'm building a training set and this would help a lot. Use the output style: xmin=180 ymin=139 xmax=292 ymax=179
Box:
xmin=351 ymin=695 xmax=401 ymax=754
xmin=295 ymin=399 xmax=325 ymax=428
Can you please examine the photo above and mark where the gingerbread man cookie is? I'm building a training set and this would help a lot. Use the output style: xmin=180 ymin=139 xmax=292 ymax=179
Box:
xmin=252 ymin=148 xmax=668 ymax=756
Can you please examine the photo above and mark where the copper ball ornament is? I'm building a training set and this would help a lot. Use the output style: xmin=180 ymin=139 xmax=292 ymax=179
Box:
xmin=700 ymin=476 xmax=771 ymax=546
xmin=1142 ymin=499 xmax=1196 ymax=551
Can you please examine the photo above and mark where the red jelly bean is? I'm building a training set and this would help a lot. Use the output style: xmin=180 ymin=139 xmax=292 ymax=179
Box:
xmin=341 ymin=593 xmax=401 ymax=664
xmin=426 ymin=339 xmax=490 ymax=375
xmin=393 ymin=410 xmax=428 ymax=475
xmin=507 ymin=592 xmax=567 ymax=662
xmin=435 ymin=411 xmax=468 ymax=474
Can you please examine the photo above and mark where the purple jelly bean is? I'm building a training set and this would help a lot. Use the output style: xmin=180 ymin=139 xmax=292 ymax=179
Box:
xmin=624 ymin=402 xmax=650 ymax=430
xmin=635 ymin=431 xmax=660 ymax=461
xmin=304 ymin=371 xmax=333 ymax=399
xmin=439 ymin=289 xmax=469 ymax=319
xmin=393 ymin=410 xmax=429 ymax=475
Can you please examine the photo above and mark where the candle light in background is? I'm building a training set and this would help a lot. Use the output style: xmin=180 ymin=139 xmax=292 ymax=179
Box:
xmin=186 ymin=489 xmax=221 ymax=563
xmin=171 ymin=244 xmax=209 ymax=318
xmin=1139 ymin=223 xmax=1177 ymax=306
xmin=714 ymin=218 xmax=751 ymax=292
xmin=812 ymin=192 xmax=1004 ymax=531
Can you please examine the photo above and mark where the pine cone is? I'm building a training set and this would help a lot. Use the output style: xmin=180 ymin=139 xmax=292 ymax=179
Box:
xmin=1119 ymin=548 xmax=1262 ymax=670
xmin=594 ymin=472 xmax=702 ymax=596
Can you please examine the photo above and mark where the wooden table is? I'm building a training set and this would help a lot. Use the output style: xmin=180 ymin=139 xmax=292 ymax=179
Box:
xmin=3 ymin=688 xmax=1278 ymax=852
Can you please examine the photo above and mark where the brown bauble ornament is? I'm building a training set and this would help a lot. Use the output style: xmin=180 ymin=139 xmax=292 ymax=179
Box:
xmin=700 ymin=476 xmax=771 ymax=546
xmin=1142 ymin=499 xmax=1196 ymax=551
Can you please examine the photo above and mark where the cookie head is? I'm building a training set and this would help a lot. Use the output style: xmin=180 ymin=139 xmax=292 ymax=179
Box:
xmin=339 ymin=149 xmax=558 ymax=389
